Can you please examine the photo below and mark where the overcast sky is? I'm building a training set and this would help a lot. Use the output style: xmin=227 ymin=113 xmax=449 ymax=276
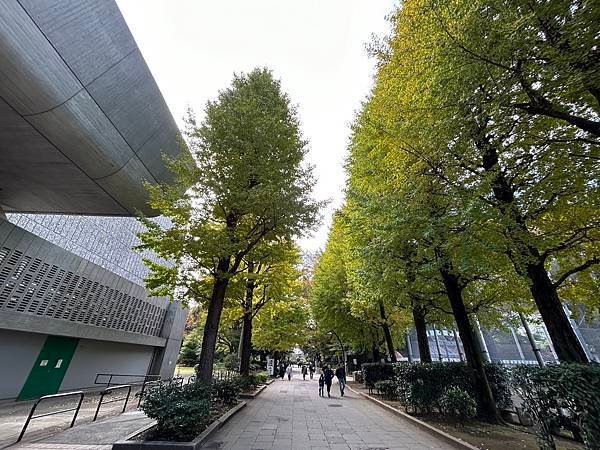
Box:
xmin=116 ymin=0 xmax=396 ymax=252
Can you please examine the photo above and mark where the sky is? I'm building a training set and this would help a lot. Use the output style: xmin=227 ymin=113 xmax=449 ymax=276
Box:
xmin=116 ymin=0 xmax=396 ymax=252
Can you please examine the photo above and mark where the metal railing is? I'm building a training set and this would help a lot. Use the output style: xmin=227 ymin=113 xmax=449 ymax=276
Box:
xmin=17 ymin=391 xmax=84 ymax=442
xmin=169 ymin=376 xmax=184 ymax=387
xmin=94 ymin=373 xmax=160 ymax=388
xmin=93 ymin=385 xmax=131 ymax=421
xmin=136 ymin=379 xmax=163 ymax=407
xmin=213 ymin=370 xmax=236 ymax=381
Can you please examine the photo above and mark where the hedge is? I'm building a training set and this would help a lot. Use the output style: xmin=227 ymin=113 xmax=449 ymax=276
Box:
xmin=512 ymin=363 xmax=600 ymax=450
xmin=361 ymin=363 xmax=396 ymax=388
xmin=363 ymin=362 xmax=512 ymax=417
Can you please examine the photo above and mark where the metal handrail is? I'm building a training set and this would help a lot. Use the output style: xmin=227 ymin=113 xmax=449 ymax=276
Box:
xmin=94 ymin=373 xmax=160 ymax=388
xmin=170 ymin=376 xmax=184 ymax=387
xmin=93 ymin=385 xmax=131 ymax=421
xmin=17 ymin=391 xmax=84 ymax=442
xmin=136 ymin=379 xmax=163 ymax=407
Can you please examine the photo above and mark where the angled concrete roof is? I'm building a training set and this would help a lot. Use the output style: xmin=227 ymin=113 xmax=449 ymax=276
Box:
xmin=0 ymin=0 xmax=181 ymax=216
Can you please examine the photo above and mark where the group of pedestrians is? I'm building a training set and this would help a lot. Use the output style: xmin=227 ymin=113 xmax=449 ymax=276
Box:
xmin=277 ymin=362 xmax=347 ymax=398
xmin=318 ymin=365 xmax=346 ymax=398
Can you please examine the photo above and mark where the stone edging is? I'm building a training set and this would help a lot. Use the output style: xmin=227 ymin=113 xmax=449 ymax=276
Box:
xmin=239 ymin=383 xmax=268 ymax=399
xmin=347 ymin=386 xmax=479 ymax=450
xmin=112 ymin=401 xmax=247 ymax=450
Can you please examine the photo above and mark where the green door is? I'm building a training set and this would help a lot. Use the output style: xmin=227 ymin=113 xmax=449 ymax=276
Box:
xmin=18 ymin=336 xmax=79 ymax=400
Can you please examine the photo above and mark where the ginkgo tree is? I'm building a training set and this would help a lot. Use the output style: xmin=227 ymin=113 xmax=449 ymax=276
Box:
xmin=137 ymin=68 xmax=320 ymax=380
xmin=369 ymin=0 xmax=600 ymax=363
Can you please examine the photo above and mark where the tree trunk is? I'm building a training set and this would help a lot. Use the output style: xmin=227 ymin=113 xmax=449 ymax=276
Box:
xmin=478 ymin=140 xmax=588 ymax=363
xmin=197 ymin=257 xmax=231 ymax=381
xmin=527 ymin=262 xmax=588 ymax=362
xmin=439 ymin=265 xmax=502 ymax=423
xmin=239 ymin=262 xmax=256 ymax=377
xmin=411 ymin=299 xmax=432 ymax=363
xmin=379 ymin=301 xmax=397 ymax=362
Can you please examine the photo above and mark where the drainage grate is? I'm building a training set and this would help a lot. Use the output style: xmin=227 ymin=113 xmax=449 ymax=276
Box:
xmin=327 ymin=403 xmax=342 ymax=407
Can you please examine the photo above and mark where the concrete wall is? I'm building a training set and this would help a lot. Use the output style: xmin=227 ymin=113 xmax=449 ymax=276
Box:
xmin=61 ymin=339 xmax=154 ymax=391
xmin=0 ymin=329 xmax=46 ymax=399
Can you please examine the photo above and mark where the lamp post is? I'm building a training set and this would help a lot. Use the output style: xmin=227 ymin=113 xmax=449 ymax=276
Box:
xmin=328 ymin=330 xmax=346 ymax=372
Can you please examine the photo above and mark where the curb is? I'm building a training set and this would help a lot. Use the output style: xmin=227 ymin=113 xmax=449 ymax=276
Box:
xmin=347 ymin=386 xmax=479 ymax=450
xmin=239 ymin=383 xmax=268 ymax=399
xmin=112 ymin=401 xmax=246 ymax=449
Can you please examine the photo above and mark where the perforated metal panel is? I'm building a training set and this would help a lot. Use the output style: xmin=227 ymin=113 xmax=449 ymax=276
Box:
xmin=0 ymin=224 xmax=167 ymax=337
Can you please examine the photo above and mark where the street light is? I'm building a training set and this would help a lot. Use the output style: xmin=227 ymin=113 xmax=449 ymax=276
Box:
xmin=328 ymin=330 xmax=346 ymax=373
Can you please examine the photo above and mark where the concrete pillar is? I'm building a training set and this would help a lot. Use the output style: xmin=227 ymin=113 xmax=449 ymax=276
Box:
xmin=453 ymin=329 xmax=464 ymax=361
xmin=474 ymin=316 xmax=491 ymax=363
xmin=433 ymin=327 xmax=443 ymax=362
xmin=406 ymin=332 xmax=414 ymax=363
xmin=509 ymin=325 xmax=525 ymax=361
xmin=519 ymin=313 xmax=545 ymax=367
xmin=149 ymin=302 xmax=188 ymax=378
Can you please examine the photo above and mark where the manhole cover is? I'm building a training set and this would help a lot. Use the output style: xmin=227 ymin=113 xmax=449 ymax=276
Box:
xmin=327 ymin=403 xmax=342 ymax=407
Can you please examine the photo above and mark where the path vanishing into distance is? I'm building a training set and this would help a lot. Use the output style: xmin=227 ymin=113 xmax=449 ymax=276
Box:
xmin=201 ymin=371 xmax=452 ymax=450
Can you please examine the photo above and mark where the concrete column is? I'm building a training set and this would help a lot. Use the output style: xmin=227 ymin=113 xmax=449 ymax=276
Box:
xmin=406 ymin=332 xmax=414 ymax=363
xmin=509 ymin=325 xmax=525 ymax=361
xmin=474 ymin=316 xmax=491 ymax=362
xmin=149 ymin=302 xmax=188 ymax=378
xmin=453 ymin=329 xmax=464 ymax=361
xmin=519 ymin=313 xmax=545 ymax=367
xmin=433 ymin=327 xmax=443 ymax=362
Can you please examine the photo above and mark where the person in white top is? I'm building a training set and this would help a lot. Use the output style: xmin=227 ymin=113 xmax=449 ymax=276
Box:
xmin=286 ymin=364 xmax=293 ymax=381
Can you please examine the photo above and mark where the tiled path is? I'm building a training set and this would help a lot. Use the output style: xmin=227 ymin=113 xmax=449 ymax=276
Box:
xmin=201 ymin=375 xmax=452 ymax=450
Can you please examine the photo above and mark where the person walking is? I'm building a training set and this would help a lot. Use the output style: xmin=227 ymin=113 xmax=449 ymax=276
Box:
xmin=286 ymin=364 xmax=293 ymax=381
xmin=309 ymin=363 xmax=315 ymax=379
xmin=301 ymin=365 xmax=308 ymax=380
xmin=318 ymin=373 xmax=325 ymax=397
xmin=335 ymin=365 xmax=346 ymax=397
xmin=279 ymin=364 xmax=286 ymax=379
xmin=323 ymin=365 xmax=334 ymax=397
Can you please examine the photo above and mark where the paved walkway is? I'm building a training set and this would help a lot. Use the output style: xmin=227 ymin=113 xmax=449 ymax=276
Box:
xmin=201 ymin=375 xmax=451 ymax=450
xmin=7 ymin=411 xmax=153 ymax=450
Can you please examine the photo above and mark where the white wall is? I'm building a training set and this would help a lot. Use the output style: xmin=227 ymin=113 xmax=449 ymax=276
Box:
xmin=0 ymin=329 xmax=46 ymax=399
xmin=60 ymin=339 xmax=154 ymax=391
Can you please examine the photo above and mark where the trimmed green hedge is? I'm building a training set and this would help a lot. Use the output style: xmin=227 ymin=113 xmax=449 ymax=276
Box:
xmin=362 ymin=362 xmax=512 ymax=418
xmin=512 ymin=363 xmax=600 ymax=449
xmin=361 ymin=363 xmax=396 ymax=387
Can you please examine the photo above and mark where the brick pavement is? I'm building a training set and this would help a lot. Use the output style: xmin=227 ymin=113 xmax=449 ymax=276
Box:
xmin=201 ymin=374 xmax=452 ymax=450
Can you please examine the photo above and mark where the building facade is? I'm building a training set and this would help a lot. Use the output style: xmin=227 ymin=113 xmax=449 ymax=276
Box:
xmin=0 ymin=0 xmax=187 ymax=400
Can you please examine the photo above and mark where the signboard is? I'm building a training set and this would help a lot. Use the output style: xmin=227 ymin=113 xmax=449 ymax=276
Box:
xmin=266 ymin=357 xmax=274 ymax=376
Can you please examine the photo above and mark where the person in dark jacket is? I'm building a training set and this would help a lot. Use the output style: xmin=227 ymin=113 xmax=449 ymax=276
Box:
xmin=335 ymin=365 xmax=346 ymax=396
xmin=301 ymin=365 xmax=308 ymax=380
xmin=318 ymin=373 xmax=325 ymax=397
xmin=323 ymin=365 xmax=334 ymax=397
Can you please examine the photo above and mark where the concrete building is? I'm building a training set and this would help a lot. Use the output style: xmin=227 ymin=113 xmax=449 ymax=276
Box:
xmin=0 ymin=0 xmax=186 ymax=400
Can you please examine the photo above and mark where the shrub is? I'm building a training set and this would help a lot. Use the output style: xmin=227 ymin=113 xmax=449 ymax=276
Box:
xmin=212 ymin=379 xmax=241 ymax=405
xmin=439 ymin=388 xmax=477 ymax=420
xmin=222 ymin=353 xmax=240 ymax=371
xmin=375 ymin=380 xmax=399 ymax=400
xmin=353 ymin=371 xmax=364 ymax=383
xmin=484 ymin=363 xmax=513 ymax=410
xmin=393 ymin=362 xmax=512 ymax=417
xmin=362 ymin=363 xmax=395 ymax=388
xmin=140 ymin=381 xmax=212 ymax=441
xmin=512 ymin=363 xmax=600 ymax=449
xmin=235 ymin=374 xmax=259 ymax=392
xmin=254 ymin=372 xmax=268 ymax=384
